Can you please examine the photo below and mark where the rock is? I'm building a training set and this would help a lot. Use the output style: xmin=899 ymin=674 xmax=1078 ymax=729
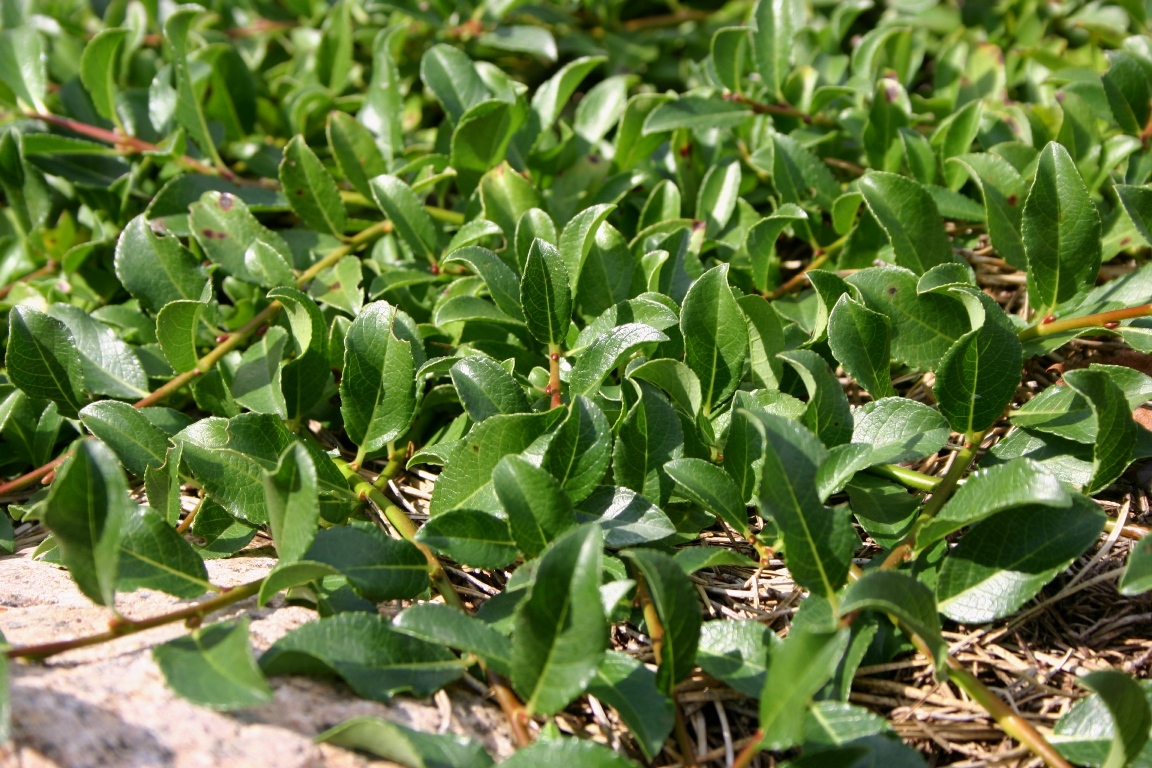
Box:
xmin=0 ymin=551 xmax=515 ymax=767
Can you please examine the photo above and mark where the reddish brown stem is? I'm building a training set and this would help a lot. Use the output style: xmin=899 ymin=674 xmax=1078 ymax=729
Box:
xmin=0 ymin=452 xmax=70 ymax=497
xmin=547 ymin=345 xmax=562 ymax=409
xmin=487 ymin=670 xmax=533 ymax=747
xmin=0 ymin=260 xmax=57 ymax=300
xmin=723 ymin=92 xmax=834 ymax=126
xmin=731 ymin=731 xmax=764 ymax=768
xmin=1019 ymin=303 xmax=1152 ymax=340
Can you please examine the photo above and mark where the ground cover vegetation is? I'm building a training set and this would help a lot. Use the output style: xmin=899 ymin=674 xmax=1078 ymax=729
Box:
xmin=1 ymin=0 xmax=1152 ymax=765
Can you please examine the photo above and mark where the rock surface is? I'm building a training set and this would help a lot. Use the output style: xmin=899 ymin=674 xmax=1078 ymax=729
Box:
xmin=0 ymin=550 xmax=515 ymax=767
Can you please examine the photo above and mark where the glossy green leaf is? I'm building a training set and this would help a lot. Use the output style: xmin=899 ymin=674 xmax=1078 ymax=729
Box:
xmin=189 ymin=191 xmax=294 ymax=286
xmin=681 ymin=265 xmax=748 ymax=414
xmin=415 ymin=509 xmax=518 ymax=570
xmin=305 ymin=526 xmax=429 ymax=601
xmin=622 ymin=547 xmax=701 ymax=694
xmin=858 ymin=172 xmax=950 ymax=274
xmin=341 ymin=301 xmax=420 ymax=456
xmin=114 ymin=216 xmax=209 ymax=314
xmin=917 ymin=458 xmax=1071 ymax=549
xmin=753 ymin=0 xmax=795 ymax=100
xmin=759 ymin=628 xmax=850 ymax=751
xmin=43 ymin=439 xmax=133 ymax=606
xmin=261 ymin=612 xmax=464 ymax=700
xmin=827 ymin=295 xmax=896 ymax=400
xmin=263 ymin=443 xmax=319 ymax=564
xmin=540 ymin=396 xmax=612 ymax=504
xmin=494 ymin=455 xmax=576 ymax=558
xmin=642 ymin=96 xmax=751 ymax=134
xmin=231 ymin=326 xmax=288 ymax=418
xmin=394 ymin=603 xmax=514 ymax=676
xmin=1078 ymin=671 xmax=1152 ymax=768
xmin=587 ymin=651 xmax=674 ymax=760
xmin=520 ymin=238 xmax=572 ymax=347
xmin=569 ymin=323 xmax=668 ymax=398
xmin=317 ymin=716 xmax=494 ymax=768
xmin=280 ymin=136 xmax=346 ymax=237
xmin=1022 ymin=142 xmax=1103 ymax=314
xmin=950 ymin=153 xmax=1027 ymax=269
xmin=779 ymin=349 xmax=854 ymax=447
xmin=1063 ymin=367 xmax=1140 ymax=494
xmin=500 ymin=739 xmax=640 ymax=768
xmin=841 ymin=570 xmax=945 ymax=668
xmin=697 ymin=619 xmax=775 ymax=697
xmin=0 ymin=26 xmax=46 ymax=112
xmin=79 ymin=28 xmax=128 ymax=124
xmin=665 ymin=457 xmax=749 ymax=536
xmin=613 ymin=381 xmax=683 ymax=506
xmin=511 ymin=524 xmax=606 ymax=715
xmin=936 ymin=493 xmax=1105 ymax=623
xmin=118 ymin=506 xmax=210 ymax=598
xmin=164 ymin=8 xmax=222 ymax=167
xmin=1119 ymin=534 xmax=1152 ymax=596
xmin=327 ymin=112 xmax=389 ymax=201
xmin=370 ymin=175 xmax=440 ymax=264
xmin=441 ymin=246 xmax=524 ymax=321
xmin=155 ymin=300 xmax=207 ymax=374
xmin=851 ymin=398 xmax=951 ymax=465
xmin=80 ymin=401 xmax=170 ymax=480
xmin=450 ymin=357 xmax=529 ymax=422
xmin=6 ymin=306 xmax=87 ymax=417
xmin=154 ymin=618 xmax=272 ymax=710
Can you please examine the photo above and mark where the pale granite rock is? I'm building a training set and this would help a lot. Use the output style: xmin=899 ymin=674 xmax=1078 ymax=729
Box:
xmin=0 ymin=551 xmax=514 ymax=767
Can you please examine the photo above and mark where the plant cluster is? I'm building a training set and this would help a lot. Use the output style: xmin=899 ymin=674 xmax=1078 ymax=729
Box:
xmin=2 ymin=0 xmax=1152 ymax=765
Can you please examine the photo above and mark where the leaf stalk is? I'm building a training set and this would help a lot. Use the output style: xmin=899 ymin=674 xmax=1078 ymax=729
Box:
xmin=1018 ymin=303 xmax=1152 ymax=341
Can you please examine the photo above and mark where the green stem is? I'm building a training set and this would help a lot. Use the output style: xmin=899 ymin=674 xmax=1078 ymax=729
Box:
xmin=1018 ymin=303 xmax=1152 ymax=341
xmin=879 ymin=430 xmax=986 ymax=570
xmin=333 ymin=458 xmax=464 ymax=612
xmin=6 ymin=579 xmax=264 ymax=661
xmin=865 ymin=463 xmax=941 ymax=492
xmin=424 ymin=205 xmax=465 ymax=225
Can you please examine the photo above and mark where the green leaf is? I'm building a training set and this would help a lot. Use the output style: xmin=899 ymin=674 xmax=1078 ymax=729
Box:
xmin=1022 ymin=142 xmax=1103 ymax=314
xmin=950 ymin=153 xmax=1026 ymax=269
xmin=190 ymin=191 xmax=294 ymax=287
xmin=327 ymin=112 xmax=389 ymax=201
xmin=613 ymin=381 xmax=683 ymax=506
xmin=494 ymin=455 xmax=576 ymax=557
xmin=145 ymin=444 xmax=185 ymax=526
xmin=747 ymin=205 xmax=808 ymax=293
xmin=0 ymin=26 xmax=45 ymax=111
xmin=47 ymin=304 xmax=148 ymax=401
xmin=114 ymin=216 xmax=209 ymax=314
xmin=261 ymin=612 xmax=465 ymax=700
xmin=1103 ymin=52 xmax=1151 ymax=136
xmin=753 ymin=0 xmax=795 ymax=101
xmin=118 ymin=506 xmax=210 ymax=599
xmin=664 ymin=458 xmax=749 ymax=536
xmin=268 ymin=287 xmax=331 ymax=420
xmin=175 ymin=413 xmax=354 ymax=525
xmin=305 ymin=526 xmax=429 ymax=601
xmin=317 ymin=716 xmax=494 ymax=768
xmin=420 ymin=44 xmax=488 ymax=124
xmin=394 ymin=603 xmax=514 ymax=676
xmin=858 ymin=172 xmax=950 ymax=274
xmin=749 ymin=411 xmax=854 ymax=600
xmin=415 ymin=509 xmax=518 ymax=570
xmin=851 ymin=398 xmax=951 ymax=465
xmin=1119 ymin=534 xmax=1152 ymax=596
xmin=1078 ymin=671 xmax=1152 ymax=768
xmin=936 ymin=493 xmax=1105 ymax=623
xmin=847 ymin=265 xmax=968 ymax=372
xmin=779 ymin=349 xmax=854 ymax=447
xmin=697 ymin=619 xmax=775 ymax=697
xmin=280 ymin=136 xmax=346 ymax=237
xmin=358 ymin=27 xmax=403 ymax=161
xmin=230 ymin=325 xmax=288 ymax=418
xmin=80 ymin=401 xmax=170 ymax=480
xmin=263 ymin=443 xmax=319 ymax=564
xmin=642 ymin=96 xmax=751 ymax=134
xmin=1011 ymin=364 xmax=1152 ymax=444
xmin=341 ymin=301 xmax=420 ymax=456
xmin=156 ymin=300 xmax=207 ymax=374
xmin=500 ymin=739 xmax=641 ymax=768
xmin=481 ymin=164 xmax=543 ymax=247
xmin=442 ymin=246 xmax=524 ymax=321
xmin=80 ymin=28 xmax=129 ymax=124
xmin=674 ymin=547 xmax=759 ymax=574
xmin=164 ymin=7 xmax=222 ymax=167
xmin=933 ymin=291 xmax=1022 ymax=436
xmin=511 ymin=524 xmax=607 ymax=715
xmin=43 ymin=439 xmax=133 ymax=606
xmin=370 ymin=175 xmax=440 ymax=264
xmin=827 ymin=295 xmax=896 ymax=400
xmin=6 ymin=306 xmax=87 ymax=418
xmin=430 ymin=410 xmax=562 ymax=515
xmin=622 ymin=547 xmax=701 ymax=694
xmin=450 ymin=357 xmax=529 ymax=422
xmin=629 ymin=358 xmax=703 ymax=417
xmin=520 ymin=238 xmax=572 ymax=347
xmin=696 ymin=160 xmax=742 ymax=237
xmin=916 ymin=458 xmax=1071 ymax=549
xmin=540 ymin=396 xmax=612 ymax=504
xmin=452 ymin=99 xmax=526 ymax=193
xmin=1063 ymin=367 xmax=1140 ymax=494
xmin=257 ymin=560 xmax=339 ymax=606
xmin=840 ymin=570 xmax=945 ymax=668
xmin=575 ymin=485 xmax=676 ymax=547
xmin=816 ymin=443 xmax=873 ymax=501
xmin=154 ymin=618 xmax=272 ymax=710
xmin=0 ymin=129 xmax=50 ymax=233
xmin=681 ymin=265 xmax=748 ymax=414
xmin=570 ymin=323 xmax=668 ymax=398
xmin=759 ymin=628 xmax=850 ymax=751
xmin=846 ymin=475 xmax=919 ymax=550
xmin=519 ymin=55 xmax=604 ymax=152
xmin=587 ymin=651 xmax=674 ymax=760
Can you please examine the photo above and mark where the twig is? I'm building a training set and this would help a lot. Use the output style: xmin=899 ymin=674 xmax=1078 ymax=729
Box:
xmin=1018 ymin=303 xmax=1152 ymax=341
xmin=0 ymin=259 xmax=56 ymax=300
xmin=6 ymin=579 xmax=264 ymax=660
xmin=547 ymin=345 xmax=563 ymax=409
